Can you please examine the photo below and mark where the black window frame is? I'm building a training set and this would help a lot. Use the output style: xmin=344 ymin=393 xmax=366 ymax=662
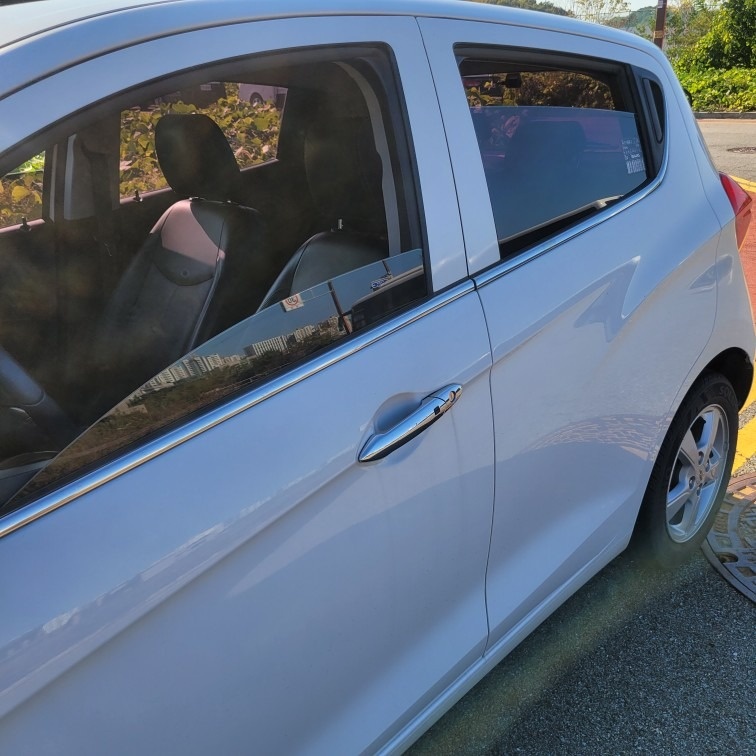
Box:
xmin=455 ymin=45 xmax=662 ymax=260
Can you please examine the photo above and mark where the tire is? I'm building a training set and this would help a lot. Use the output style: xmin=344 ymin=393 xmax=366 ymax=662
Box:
xmin=633 ymin=372 xmax=738 ymax=568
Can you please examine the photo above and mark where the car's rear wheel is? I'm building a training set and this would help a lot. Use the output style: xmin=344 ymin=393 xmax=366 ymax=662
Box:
xmin=634 ymin=372 xmax=738 ymax=568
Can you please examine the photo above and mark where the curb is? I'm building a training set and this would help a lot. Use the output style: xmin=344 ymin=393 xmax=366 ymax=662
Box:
xmin=694 ymin=112 xmax=756 ymax=120
xmin=733 ymin=175 xmax=756 ymax=193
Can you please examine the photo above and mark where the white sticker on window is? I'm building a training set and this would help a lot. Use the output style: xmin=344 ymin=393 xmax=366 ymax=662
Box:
xmin=622 ymin=137 xmax=645 ymax=175
xmin=281 ymin=293 xmax=305 ymax=311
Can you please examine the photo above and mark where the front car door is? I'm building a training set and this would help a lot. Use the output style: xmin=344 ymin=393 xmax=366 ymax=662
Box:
xmin=0 ymin=14 xmax=494 ymax=755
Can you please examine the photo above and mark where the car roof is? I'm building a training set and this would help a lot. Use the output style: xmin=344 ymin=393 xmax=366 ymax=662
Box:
xmin=0 ymin=0 xmax=652 ymax=48
xmin=2 ymin=1 xmax=177 ymax=48
xmin=0 ymin=0 xmax=660 ymax=100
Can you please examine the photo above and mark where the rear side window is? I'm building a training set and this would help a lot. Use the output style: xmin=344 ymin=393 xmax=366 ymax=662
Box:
xmin=0 ymin=153 xmax=44 ymax=227
xmin=459 ymin=54 xmax=653 ymax=258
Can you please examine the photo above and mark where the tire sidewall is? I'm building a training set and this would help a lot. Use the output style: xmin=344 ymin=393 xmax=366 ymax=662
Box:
xmin=636 ymin=373 xmax=738 ymax=568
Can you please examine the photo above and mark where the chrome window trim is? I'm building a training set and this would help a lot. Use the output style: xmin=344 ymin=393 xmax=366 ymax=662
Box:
xmin=473 ymin=127 xmax=668 ymax=289
xmin=0 ymin=281 xmax=474 ymax=539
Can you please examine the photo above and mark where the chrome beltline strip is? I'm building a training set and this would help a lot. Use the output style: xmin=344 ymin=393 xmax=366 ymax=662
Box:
xmin=0 ymin=280 xmax=475 ymax=539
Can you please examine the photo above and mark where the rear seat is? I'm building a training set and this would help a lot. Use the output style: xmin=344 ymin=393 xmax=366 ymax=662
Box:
xmin=485 ymin=119 xmax=587 ymax=241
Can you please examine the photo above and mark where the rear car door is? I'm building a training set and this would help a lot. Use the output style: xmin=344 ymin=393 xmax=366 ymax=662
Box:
xmin=421 ymin=18 xmax=724 ymax=645
xmin=0 ymin=16 xmax=494 ymax=755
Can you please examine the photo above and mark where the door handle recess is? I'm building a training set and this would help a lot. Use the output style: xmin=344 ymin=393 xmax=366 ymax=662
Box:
xmin=358 ymin=384 xmax=462 ymax=463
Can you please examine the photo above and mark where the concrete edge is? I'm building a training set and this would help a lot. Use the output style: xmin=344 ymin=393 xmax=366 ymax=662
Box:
xmin=694 ymin=112 xmax=756 ymax=119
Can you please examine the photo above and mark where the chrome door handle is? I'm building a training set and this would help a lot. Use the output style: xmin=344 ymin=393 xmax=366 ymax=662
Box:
xmin=358 ymin=384 xmax=462 ymax=463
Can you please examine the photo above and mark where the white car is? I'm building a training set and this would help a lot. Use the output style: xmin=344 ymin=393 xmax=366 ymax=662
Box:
xmin=238 ymin=83 xmax=287 ymax=108
xmin=0 ymin=1 xmax=753 ymax=754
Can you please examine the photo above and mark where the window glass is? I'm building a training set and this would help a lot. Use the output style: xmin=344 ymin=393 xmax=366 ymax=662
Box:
xmin=120 ymin=82 xmax=284 ymax=199
xmin=19 ymin=249 xmax=424 ymax=501
xmin=460 ymin=58 xmax=650 ymax=256
xmin=1 ymin=46 xmax=425 ymax=515
xmin=0 ymin=152 xmax=44 ymax=226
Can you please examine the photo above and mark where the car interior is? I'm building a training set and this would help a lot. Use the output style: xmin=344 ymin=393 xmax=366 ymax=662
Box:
xmin=0 ymin=48 xmax=426 ymax=507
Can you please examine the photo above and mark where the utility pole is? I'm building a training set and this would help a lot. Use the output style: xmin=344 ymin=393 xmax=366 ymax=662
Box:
xmin=653 ymin=0 xmax=668 ymax=48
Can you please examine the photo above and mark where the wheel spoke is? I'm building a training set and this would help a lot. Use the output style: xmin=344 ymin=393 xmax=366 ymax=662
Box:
xmin=678 ymin=428 xmax=700 ymax=468
xmin=700 ymin=410 xmax=721 ymax=461
xmin=666 ymin=484 xmax=691 ymax=521
xmin=706 ymin=456 xmax=721 ymax=484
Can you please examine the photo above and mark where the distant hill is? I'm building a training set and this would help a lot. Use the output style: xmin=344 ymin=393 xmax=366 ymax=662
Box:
xmin=625 ymin=6 xmax=656 ymax=31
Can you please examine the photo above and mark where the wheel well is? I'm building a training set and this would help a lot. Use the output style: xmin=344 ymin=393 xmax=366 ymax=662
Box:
xmin=703 ymin=348 xmax=754 ymax=409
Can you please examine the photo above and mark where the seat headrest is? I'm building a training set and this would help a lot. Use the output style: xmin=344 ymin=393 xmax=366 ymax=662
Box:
xmin=512 ymin=120 xmax=586 ymax=163
xmin=156 ymin=113 xmax=241 ymax=201
xmin=304 ymin=116 xmax=385 ymax=235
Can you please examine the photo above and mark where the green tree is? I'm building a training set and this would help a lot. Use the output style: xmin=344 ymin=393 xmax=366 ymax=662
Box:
xmin=120 ymin=83 xmax=280 ymax=199
xmin=0 ymin=154 xmax=44 ymax=226
xmin=686 ymin=0 xmax=755 ymax=67
xmin=468 ymin=0 xmax=573 ymax=16
xmin=572 ymin=0 xmax=629 ymax=23
xmin=663 ymin=0 xmax=718 ymax=62
xmin=676 ymin=66 xmax=756 ymax=110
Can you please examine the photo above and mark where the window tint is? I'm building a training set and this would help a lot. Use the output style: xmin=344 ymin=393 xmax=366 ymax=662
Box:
xmin=460 ymin=56 xmax=651 ymax=257
xmin=1 ymin=46 xmax=426 ymax=515
xmin=20 ymin=249 xmax=424 ymax=501
xmin=0 ymin=153 xmax=44 ymax=227
xmin=120 ymin=82 xmax=284 ymax=199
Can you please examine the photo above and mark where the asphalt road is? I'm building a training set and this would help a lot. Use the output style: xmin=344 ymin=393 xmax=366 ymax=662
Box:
xmin=410 ymin=551 xmax=754 ymax=756
xmin=409 ymin=119 xmax=756 ymax=756
xmin=698 ymin=119 xmax=756 ymax=183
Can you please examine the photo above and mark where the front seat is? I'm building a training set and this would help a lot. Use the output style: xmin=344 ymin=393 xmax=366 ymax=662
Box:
xmin=257 ymin=115 xmax=388 ymax=311
xmin=85 ymin=113 xmax=269 ymax=420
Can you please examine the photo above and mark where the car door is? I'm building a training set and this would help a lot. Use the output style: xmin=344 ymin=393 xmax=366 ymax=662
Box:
xmin=421 ymin=18 xmax=724 ymax=645
xmin=0 ymin=16 xmax=494 ymax=755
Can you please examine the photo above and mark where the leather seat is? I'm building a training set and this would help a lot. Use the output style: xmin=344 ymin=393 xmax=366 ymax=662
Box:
xmin=258 ymin=115 xmax=387 ymax=311
xmin=85 ymin=113 xmax=269 ymax=419
xmin=258 ymin=230 xmax=388 ymax=311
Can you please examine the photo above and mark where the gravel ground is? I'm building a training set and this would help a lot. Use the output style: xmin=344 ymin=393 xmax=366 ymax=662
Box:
xmin=409 ymin=550 xmax=755 ymax=756
xmin=738 ymin=401 xmax=756 ymax=429
xmin=733 ymin=454 xmax=756 ymax=477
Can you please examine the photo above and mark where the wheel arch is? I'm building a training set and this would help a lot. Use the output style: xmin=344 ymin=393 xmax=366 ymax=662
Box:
xmin=630 ymin=348 xmax=751 ymax=545
xmin=701 ymin=347 xmax=753 ymax=409
xmin=630 ymin=370 xmax=741 ymax=565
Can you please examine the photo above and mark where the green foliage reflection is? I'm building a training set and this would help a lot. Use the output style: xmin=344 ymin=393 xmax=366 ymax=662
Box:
xmin=0 ymin=153 xmax=44 ymax=227
xmin=120 ymin=83 xmax=281 ymax=199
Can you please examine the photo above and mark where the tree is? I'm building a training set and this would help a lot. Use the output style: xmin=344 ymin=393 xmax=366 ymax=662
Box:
xmin=621 ymin=2 xmax=720 ymax=62
xmin=570 ymin=0 xmax=629 ymax=23
xmin=686 ymin=0 xmax=756 ymax=68
xmin=469 ymin=0 xmax=573 ymax=16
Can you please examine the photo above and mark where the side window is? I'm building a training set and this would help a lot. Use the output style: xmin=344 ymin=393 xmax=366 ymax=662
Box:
xmin=459 ymin=53 xmax=653 ymax=257
xmin=0 ymin=152 xmax=44 ymax=227
xmin=120 ymin=82 xmax=285 ymax=200
xmin=1 ymin=46 xmax=425 ymax=514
